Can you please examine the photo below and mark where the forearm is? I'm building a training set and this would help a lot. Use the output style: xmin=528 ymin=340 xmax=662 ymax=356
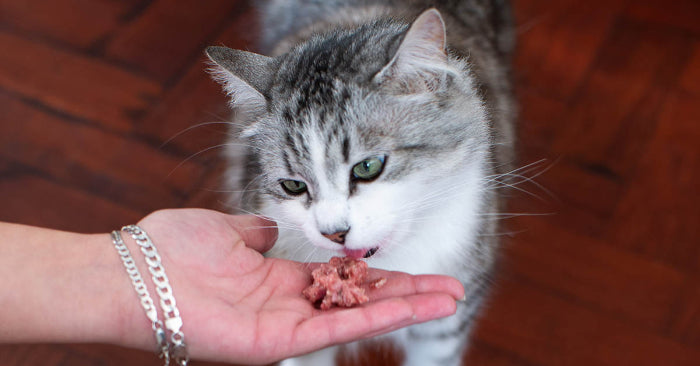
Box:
xmin=0 ymin=223 xmax=149 ymax=347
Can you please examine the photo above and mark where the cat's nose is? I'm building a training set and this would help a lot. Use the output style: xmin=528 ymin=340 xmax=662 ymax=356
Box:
xmin=322 ymin=229 xmax=349 ymax=245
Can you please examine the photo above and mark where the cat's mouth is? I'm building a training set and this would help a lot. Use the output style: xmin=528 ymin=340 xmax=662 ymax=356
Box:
xmin=343 ymin=247 xmax=379 ymax=259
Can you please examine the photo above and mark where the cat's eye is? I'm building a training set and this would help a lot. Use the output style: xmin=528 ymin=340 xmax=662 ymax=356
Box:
xmin=280 ymin=179 xmax=308 ymax=195
xmin=352 ymin=156 xmax=385 ymax=181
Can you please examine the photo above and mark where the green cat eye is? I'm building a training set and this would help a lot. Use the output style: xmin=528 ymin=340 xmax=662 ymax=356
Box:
xmin=280 ymin=179 xmax=308 ymax=195
xmin=352 ymin=156 xmax=385 ymax=180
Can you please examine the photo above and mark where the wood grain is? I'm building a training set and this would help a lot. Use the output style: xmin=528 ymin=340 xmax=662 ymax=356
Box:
xmin=1 ymin=0 xmax=698 ymax=365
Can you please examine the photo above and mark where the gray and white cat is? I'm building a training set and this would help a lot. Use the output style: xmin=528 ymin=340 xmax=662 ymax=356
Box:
xmin=206 ymin=0 xmax=515 ymax=365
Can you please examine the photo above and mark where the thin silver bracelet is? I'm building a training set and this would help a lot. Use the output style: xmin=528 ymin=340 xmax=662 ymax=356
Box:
xmin=110 ymin=231 xmax=169 ymax=363
xmin=122 ymin=225 xmax=189 ymax=366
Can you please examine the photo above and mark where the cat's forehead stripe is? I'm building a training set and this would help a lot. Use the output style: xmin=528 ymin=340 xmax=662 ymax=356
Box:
xmin=342 ymin=136 xmax=350 ymax=163
xmin=281 ymin=150 xmax=293 ymax=175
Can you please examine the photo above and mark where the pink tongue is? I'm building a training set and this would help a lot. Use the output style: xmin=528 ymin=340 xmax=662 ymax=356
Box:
xmin=343 ymin=249 xmax=367 ymax=259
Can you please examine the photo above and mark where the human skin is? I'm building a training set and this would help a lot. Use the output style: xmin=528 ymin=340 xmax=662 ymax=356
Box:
xmin=0 ymin=208 xmax=464 ymax=365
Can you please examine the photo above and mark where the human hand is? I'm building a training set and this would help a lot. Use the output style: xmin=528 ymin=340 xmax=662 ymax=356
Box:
xmin=120 ymin=208 xmax=464 ymax=365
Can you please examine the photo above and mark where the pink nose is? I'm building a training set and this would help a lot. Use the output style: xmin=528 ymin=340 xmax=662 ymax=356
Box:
xmin=322 ymin=230 xmax=348 ymax=244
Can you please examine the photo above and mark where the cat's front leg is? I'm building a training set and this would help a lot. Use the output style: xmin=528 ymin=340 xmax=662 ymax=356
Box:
xmin=278 ymin=346 xmax=339 ymax=366
xmin=400 ymin=303 xmax=476 ymax=366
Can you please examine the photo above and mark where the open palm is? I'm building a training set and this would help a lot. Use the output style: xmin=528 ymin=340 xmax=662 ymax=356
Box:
xmin=131 ymin=209 xmax=463 ymax=365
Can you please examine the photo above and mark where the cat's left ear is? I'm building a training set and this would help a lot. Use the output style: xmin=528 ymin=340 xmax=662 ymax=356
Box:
xmin=373 ymin=8 xmax=449 ymax=93
xmin=205 ymin=46 xmax=276 ymax=109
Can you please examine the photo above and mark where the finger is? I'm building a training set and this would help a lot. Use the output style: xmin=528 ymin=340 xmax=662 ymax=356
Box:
xmin=360 ymin=293 xmax=458 ymax=339
xmin=293 ymin=293 xmax=457 ymax=354
xmin=225 ymin=214 xmax=278 ymax=253
xmin=359 ymin=293 xmax=458 ymax=337
xmin=367 ymin=271 xmax=465 ymax=301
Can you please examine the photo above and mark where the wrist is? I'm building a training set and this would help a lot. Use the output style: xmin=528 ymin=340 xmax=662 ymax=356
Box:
xmin=67 ymin=232 xmax=154 ymax=348
xmin=71 ymin=233 xmax=134 ymax=343
xmin=119 ymin=224 xmax=190 ymax=365
xmin=107 ymin=230 xmax=164 ymax=351
xmin=31 ymin=230 xmax=156 ymax=350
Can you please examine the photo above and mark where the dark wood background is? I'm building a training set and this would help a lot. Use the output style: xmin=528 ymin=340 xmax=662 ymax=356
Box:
xmin=1 ymin=0 xmax=699 ymax=365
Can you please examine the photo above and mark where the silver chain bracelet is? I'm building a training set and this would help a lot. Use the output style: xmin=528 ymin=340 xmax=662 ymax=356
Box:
xmin=110 ymin=231 xmax=170 ymax=363
xmin=121 ymin=225 xmax=190 ymax=366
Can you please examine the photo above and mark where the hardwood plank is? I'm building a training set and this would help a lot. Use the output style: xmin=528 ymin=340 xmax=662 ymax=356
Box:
xmin=182 ymin=158 xmax=229 ymax=210
xmin=0 ymin=0 xmax=142 ymax=49
xmin=0 ymin=31 xmax=162 ymax=132
xmin=1 ymin=1 xmax=700 ymax=365
xmin=625 ymin=0 xmax=700 ymax=35
xmin=211 ymin=0 xmax=260 ymax=51
xmin=515 ymin=86 xmax=568 ymax=159
xmin=505 ymin=216 xmax=685 ymax=333
xmin=0 ymin=173 xmax=141 ymax=233
xmin=0 ymin=92 xmax=204 ymax=213
xmin=551 ymin=17 xmax=695 ymax=178
xmin=0 ymin=156 xmax=10 ymax=172
xmin=0 ymin=344 xmax=67 ymax=366
xmin=103 ymin=0 xmax=243 ymax=83
xmin=464 ymin=340 xmax=537 ymax=366
xmin=473 ymin=275 xmax=700 ymax=366
xmin=513 ymin=0 xmax=624 ymax=100
xmin=667 ymin=277 xmax=700 ymax=348
xmin=678 ymin=42 xmax=700 ymax=94
xmin=135 ymin=4 xmax=259 ymax=155
xmin=506 ymin=158 xmax=623 ymax=239
xmin=135 ymin=60 xmax=231 ymax=155
xmin=607 ymin=91 xmax=700 ymax=273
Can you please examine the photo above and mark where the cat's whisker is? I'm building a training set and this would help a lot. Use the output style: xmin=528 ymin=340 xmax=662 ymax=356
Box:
xmin=491 ymin=173 xmax=556 ymax=200
xmin=490 ymin=160 xmax=552 ymax=181
xmin=477 ymin=212 xmax=554 ymax=220
xmin=238 ymin=216 xmax=302 ymax=232
xmin=389 ymin=179 xmax=469 ymax=212
xmin=244 ymin=225 xmax=284 ymax=230
xmin=208 ymin=2 xmax=519 ymax=363
xmin=239 ymin=225 xmax=304 ymax=236
xmin=257 ymin=221 xmax=302 ymax=234
xmin=201 ymin=187 xmax=268 ymax=194
xmin=516 ymin=12 xmax=551 ymax=35
xmin=479 ymin=159 xmax=557 ymax=202
xmin=202 ymin=110 xmax=232 ymax=123
xmin=484 ymin=158 xmax=549 ymax=177
xmin=227 ymin=174 xmax=268 ymax=210
xmin=488 ymin=179 xmax=547 ymax=201
xmin=160 ymin=121 xmax=252 ymax=148
xmin=301 ymin=243 xmax=324 ymax=264
xmin=242 ymin=203 xmax=283 ymax=222
xmin=264 ymin=217 xmax=303 ymax=234
xmin=487 ymin=170 xmax=551 ymax=190
xmin=166 ymin=142 xmax=253 ymax=179
xmin=395 ymin=185 xmax=468 ymax=213
xmin=277 ymin=231 xmax=319 ymax=264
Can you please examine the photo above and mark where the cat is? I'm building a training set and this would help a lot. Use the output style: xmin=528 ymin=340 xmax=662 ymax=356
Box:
xmin=206 ymin=0 xmax=516 ymax=365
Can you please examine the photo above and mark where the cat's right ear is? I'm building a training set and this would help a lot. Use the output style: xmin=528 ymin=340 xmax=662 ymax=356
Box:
xmin=373 ymin=9 xmax=451 ymax=94
xmin=205 ymin=46 xmax=276 ymax=109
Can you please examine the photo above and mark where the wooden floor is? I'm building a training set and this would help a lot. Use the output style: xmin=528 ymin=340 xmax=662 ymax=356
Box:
xmin=1 ymin=0 xmax=699 ymax=365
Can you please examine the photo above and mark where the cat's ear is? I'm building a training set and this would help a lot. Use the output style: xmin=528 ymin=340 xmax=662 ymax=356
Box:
xmin=373 ymin=8 xmax=449 ymax=93
xmin=206 ymin=46 xmax=276 ymax=108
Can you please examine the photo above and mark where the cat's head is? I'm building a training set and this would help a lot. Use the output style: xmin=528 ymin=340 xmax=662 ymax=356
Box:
xmin=208 ymin=9 xmax=490 ymax=260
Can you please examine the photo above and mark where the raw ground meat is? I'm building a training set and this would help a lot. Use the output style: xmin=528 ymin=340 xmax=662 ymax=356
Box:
xmin=303 ymin=256 xmax=386 ymax=310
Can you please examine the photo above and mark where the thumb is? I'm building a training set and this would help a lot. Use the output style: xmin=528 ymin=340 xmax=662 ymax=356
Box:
xmin=224 ymin=214 xmax=278 ymax=253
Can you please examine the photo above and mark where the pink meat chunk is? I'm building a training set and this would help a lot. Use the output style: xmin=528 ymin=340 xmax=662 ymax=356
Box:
xmin=303 ymin=256 xmax=386 ymax=310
